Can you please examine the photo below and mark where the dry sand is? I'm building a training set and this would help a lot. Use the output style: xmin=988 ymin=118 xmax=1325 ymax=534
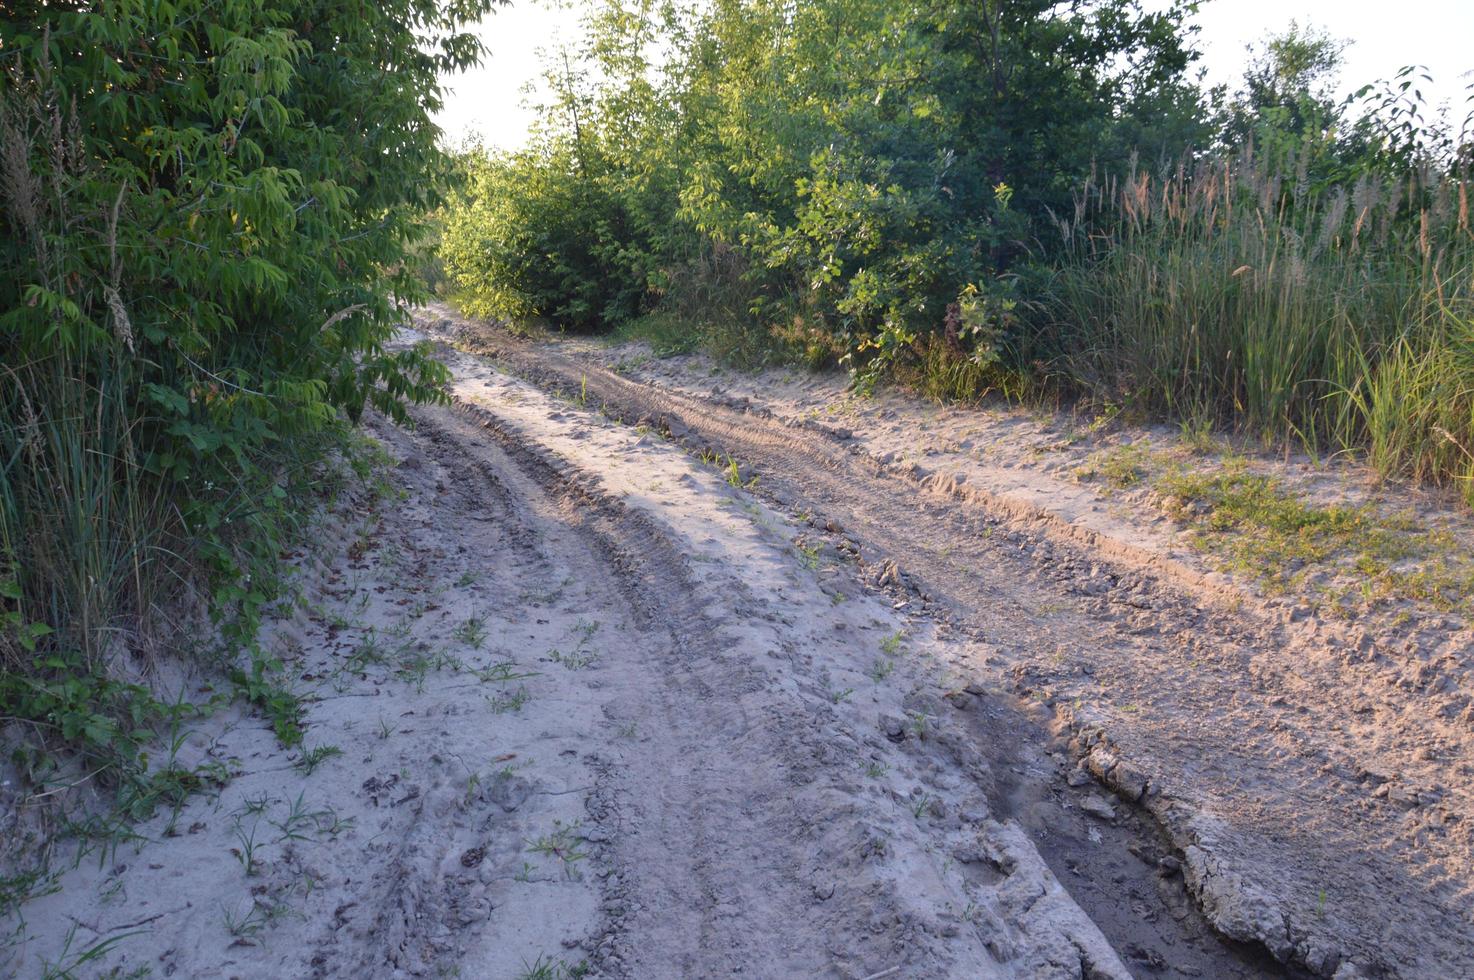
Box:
xmin=7 ymin=306 xmax=1470 ymax=978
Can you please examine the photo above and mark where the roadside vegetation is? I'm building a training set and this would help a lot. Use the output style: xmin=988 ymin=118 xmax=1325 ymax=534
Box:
xmin=1074 ymin=440 xmax=1474 ymax=617
xmin=436 ymin=1 xmax=1474 ymax=505
xmin=0 ymin=0 xmax=497 ymax=891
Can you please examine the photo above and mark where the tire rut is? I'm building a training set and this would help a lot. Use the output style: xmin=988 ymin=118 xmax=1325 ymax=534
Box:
xmin=417 ymin=307 xmax=1473 ymax=979
xmin=406 ymin=400 xmax=939 ymax=977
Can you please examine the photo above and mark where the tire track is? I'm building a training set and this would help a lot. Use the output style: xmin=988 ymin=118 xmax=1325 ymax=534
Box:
xmin=405 ymin=392 xmax=1135 ymax=978
xmin=416 ymin=306 xmax=1474 ymax=979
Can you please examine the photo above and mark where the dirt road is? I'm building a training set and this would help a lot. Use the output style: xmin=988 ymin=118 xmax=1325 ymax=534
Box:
xmin=8 ymin=307 xmax=1466 ymax=978
xmin=413 ymin=305 xmax=1474 ymax=979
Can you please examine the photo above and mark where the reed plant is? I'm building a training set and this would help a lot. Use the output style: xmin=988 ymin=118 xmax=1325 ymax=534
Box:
xmin=1030 ymin=145 xmax=1474 ymax=502
xmin=0 ymin=352 xmax=166 ymax=680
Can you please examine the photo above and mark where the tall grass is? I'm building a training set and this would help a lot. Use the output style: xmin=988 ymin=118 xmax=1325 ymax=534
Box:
xmin=0 ymin=354 xmax=167 ymax=679
xmin=1031 ymin=146 xmax=1474 ymax=502
xmin=0 ymin=85 xmax=171 ymax=688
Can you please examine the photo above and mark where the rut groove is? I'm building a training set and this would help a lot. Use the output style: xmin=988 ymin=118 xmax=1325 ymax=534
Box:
xmin=411 ymin=401 xmax=805 ymax=978
xmin=406 ymin=398 xmax=1115 ymax=978
xmin=418 ymin=307 xmax=1474 ymax=979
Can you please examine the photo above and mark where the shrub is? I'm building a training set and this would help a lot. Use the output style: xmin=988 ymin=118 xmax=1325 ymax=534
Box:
xmin=0 ymin=1 xmax=494 ymax=782
xmin=439 ymin=0 xmax=1202 ymax=368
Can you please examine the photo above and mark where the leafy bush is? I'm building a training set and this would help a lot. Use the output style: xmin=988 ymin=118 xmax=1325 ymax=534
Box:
xmin=440 ymin=0 xmax=1201 ymax=371
xmin=441 ymin=144 xmax=653 ymax=330
xmin=1 ymin=1 xmax=495 ymax=782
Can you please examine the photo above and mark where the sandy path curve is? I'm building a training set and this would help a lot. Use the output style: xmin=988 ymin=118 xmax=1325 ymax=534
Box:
xmin=418 ymin=303 xmax=1474 ymax=980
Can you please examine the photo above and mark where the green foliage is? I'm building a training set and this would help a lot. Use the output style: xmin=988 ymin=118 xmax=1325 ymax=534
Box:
xmin=437 ymin=5 xmax=1474 ymax=505
xmin=440 ymin=0 xmax=1201 ymax=373
xmin=0 ymin=652 xmax=158 ymax=771
xmin=441 ymin=144 xmax=653 ymax=330
xmin=1029 ymin=142 xmax=1474 ymax=495
xmin=0 ymin=0 xmax=497 ymax=808
xmin=229 ymin=651 xmax=306 ymax=748
xmin=1216 ymin=20 xmax=1349 ymax=164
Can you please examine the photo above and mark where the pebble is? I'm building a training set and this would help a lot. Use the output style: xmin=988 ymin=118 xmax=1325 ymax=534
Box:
xmin=1080 ymin=795 xmax=1117 ymax=820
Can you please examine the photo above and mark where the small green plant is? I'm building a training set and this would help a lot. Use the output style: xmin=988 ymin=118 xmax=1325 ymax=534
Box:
xmin=240 ymin=793 xmax=274 ymax=817
xmin=464 ymin=771 xmax=482 ymax=806
xmin=475 ymin=662 xmax=539 ymax=684
xmin=1076 ymin=442 xmax=1152 ymax=489
xmin=231 ymin=655 xmax=305 ymax=749
xmin=489 ymin=687 xmax=531 ymax=714
xmin=879 ymin=631 xmax=904 ymax=657
xmin=0 ymin=869 xmax=59 ymax=919
xmin=270 ymin=791 xmax=349 ymax=843
xmin=295 ymin=744 xmax=343 ymax=776
xmin=548 ymin=647 xmax=598 ymax=670
xmin=318 ymin=808 xmax=355 ymax=839
xmin=517 ymin=953 xmax=590 ymax=980
xmin=270 ymin=792 xmax=317 ymax=842
xmin=865 ymin=761 xmax=888 ymax=779
xmin=222 ymin=898 xmax=269 ymax=942
xmin=1086 ymin=402 xmax=1122 ymax=434
xmin=909 ymin=793 xmax=935 ymax=819
xmin=869 ymin=658 xmax=894 ymax=682
xmin=701 ymin=450 xmax=761 ymax=490
xmin=1178 ymin=415 xmax=1219 ymax=455
xmin=526 ymin=821 xmax=588 ymax=880
xmin=344 ymin=632 xmax=388 ymax=674
xmin=232 ymin=817 xmax=264 ymax=876
xmin=38 ymin=924 xmax=146 ymax=980
xmin=830 ymin=687 xmax=853 ymax=704
xmin=399 ymin=653 xmax=433 ymax=693
xmin=454 ymin=615 xmax=489 ymax=649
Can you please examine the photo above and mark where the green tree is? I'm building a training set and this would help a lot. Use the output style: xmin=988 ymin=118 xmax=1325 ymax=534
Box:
xmin=441 ymin=0 xmax=1206 ymax=381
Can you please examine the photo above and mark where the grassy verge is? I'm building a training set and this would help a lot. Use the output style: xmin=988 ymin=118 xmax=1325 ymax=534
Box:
xmin=0 ymin=425 xmax=394 ymax=919
xmin=1076 ymin=442 xmax=1474 ymax=620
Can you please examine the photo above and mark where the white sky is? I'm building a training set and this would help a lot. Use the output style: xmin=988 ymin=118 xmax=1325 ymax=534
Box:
xmin=434 ymin=0 xmax=1474 ymax=150
xmin=435 ymin=1 xmax=584 ymax=150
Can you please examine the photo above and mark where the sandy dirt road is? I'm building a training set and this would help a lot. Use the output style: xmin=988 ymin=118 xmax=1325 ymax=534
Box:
xmin=7 ymin=307 xmax=1462 ymax=978
xmin=6 ymin=323 xmax=1250 ymax=978
xmin=412 ymin=305 xmax=1474 ymax=979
